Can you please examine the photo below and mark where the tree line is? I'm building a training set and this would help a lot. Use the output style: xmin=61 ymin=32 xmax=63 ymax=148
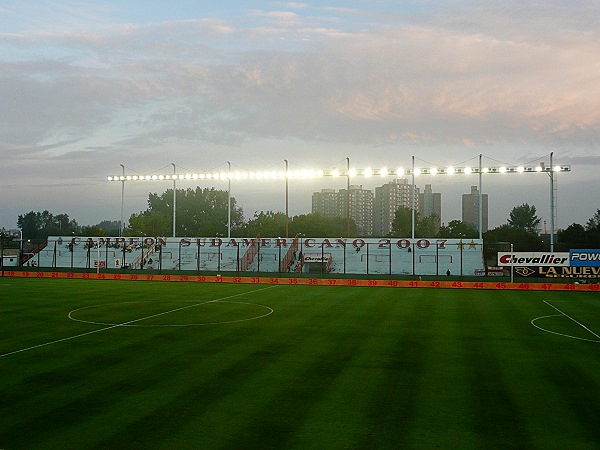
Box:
xmin=11 ymin=187 xmax=600 ymax=250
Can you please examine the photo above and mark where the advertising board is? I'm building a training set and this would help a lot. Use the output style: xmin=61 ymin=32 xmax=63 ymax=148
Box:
xmin=570 ymin=249 xmax=600 ymax=267
xmin=513 ymin=266 xmax=600 ymax=279
xmin=497 ymin=252 xmax=569 ymax=267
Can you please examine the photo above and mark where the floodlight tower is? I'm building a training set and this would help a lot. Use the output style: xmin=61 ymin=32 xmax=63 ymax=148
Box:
xmin=227 ymin=161 xmax=231 ymax=238
xmin=479 ymin=154 xmax=483 ymax=240
xmin=284 ymin=159 xmax=289 ymax=238
xmin=411 ymin=156 xmax=415 ymax=239
xmin=346 ymin=157 xmax=351 ymax=237
xmin=120 ymin=164 xmax=125 ymax=237
xmin=171 ymin=163 xmax=176 ymax=237
xmin=549 ymin=152 xmax=556 ymax=251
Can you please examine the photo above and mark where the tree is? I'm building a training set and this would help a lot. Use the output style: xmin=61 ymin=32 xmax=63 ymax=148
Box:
xmin=243 ymin=211 xmax=287 ymax=237
xmin=507 ymin=203 xmax=541 ymax=232
xmin=79 ymin=225 xmax=108 ymax=237
xmin=95 ymin=220 xmax=121 ymax=235
xmin=586 ymin=209 xmax=600 ymax=230
xmin=437 ymin=220 xmax=478 ymax=239
xmin=17 ymin=210 xmax=78 ymax=240
xmin=416 ymin=213 xmax=441 ymax=237
xmin=557 ymin=223 xmax=588 ymax=249
xmin=126 ymin=187 xmax=244 ymax=237
xmin=289 ymin=213 xmax=356 ymax=237
xmin=127 ymin=211 xmax=171 ymax=237
xmin=17 ymin=211 xmax=42 ymax=240
xmin=390 ymin=208 xmax=442 ymax=238
xmin=585 ymin=209 xmax=600 ymax=244
xmin=483 ymin=224 xmax=542 ymax=251
xmin=390 ymin=207 xmax=414 ymax=237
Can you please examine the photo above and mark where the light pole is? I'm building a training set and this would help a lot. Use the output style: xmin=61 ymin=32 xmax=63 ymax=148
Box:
xmin=549 ymin=152 xmax=555 ymax=251
xmin=510 ymin=242 xmax=514 ymax=283
xmin=227 ymin=161 xmax=231 ymax=238
xmin=19 ymin=229 xmax=23 ymax=265
xmin=411 ymin=156 xmax=415 ymax=239
xmin=346 ymin=157 xmax=350 ymax=237
xmin=120 ymin=164 xmax=125 ymax=237
xmin=171 ymin=163 xmax=176 ymax=238
xmin=478 ymin=154 xmax=483 ymax=240
xmin=284 ymin=159 xmax=289 ymax=238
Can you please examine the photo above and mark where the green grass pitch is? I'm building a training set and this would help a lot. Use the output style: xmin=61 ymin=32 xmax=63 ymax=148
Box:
xmin=1 ymin=277 xmax=599 ymax=449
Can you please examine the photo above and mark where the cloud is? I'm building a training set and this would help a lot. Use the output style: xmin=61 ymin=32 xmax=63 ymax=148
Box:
xmin=1 ymin=1 xmax=599 ymax=228
xmin=2 ymin=3 xmax=599 ymax=155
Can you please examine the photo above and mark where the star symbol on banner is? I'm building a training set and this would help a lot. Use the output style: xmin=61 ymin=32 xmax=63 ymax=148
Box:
xmin=469 ymin=240 xmax=477 ymax=249
xmin=457 ymin=241 xmax=465 ymax=250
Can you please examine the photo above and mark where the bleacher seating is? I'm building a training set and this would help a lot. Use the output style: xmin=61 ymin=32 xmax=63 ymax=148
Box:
xmin=32 ymin=236 xmax=484 ymax=276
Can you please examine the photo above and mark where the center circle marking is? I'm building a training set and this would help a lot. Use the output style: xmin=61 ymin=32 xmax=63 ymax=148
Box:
xmin=68 ymin=300 xmax=273 ymax=327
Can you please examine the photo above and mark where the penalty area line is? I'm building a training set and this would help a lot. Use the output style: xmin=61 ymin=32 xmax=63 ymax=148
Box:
xmin=543 ymin=300 xmax=600 ymax=340
xmin=0 ymin=285 xmax=278 ymax=359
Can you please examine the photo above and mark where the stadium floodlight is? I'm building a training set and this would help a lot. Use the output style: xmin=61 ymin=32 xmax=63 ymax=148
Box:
xmin=109 ymin=156 xmax=570 ymax=245
xmin=108 ymin=164 xmax=570 ymax=183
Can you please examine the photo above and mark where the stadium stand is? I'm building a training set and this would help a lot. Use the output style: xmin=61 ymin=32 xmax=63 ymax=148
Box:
xmin=30 ymin=236 xmax=484 ymax=276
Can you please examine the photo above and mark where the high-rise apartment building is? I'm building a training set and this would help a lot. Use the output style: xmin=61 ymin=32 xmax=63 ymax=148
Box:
xmin=418 ymin=184 xmax=442 ymax=232
xmin=311 ymin=189 xmax=341 ymax=218
xmin=462 ymin=185 xmax=488 ymax=232
xmin=312 ymin=185 xmax=374 ymax=235
xmin=373 ymin=179 xmax=419 ymax=236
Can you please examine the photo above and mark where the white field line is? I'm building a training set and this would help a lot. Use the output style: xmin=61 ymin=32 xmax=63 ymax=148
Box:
xmin=530 ymin=300 xmax=600 ymax=343
xmin=68 ymin=300 xmax=274 ymax=327
xmin=0 ymin=286 xmax=277 ymax=359
xmin=543 ymin=300 xmax=600 ymax=339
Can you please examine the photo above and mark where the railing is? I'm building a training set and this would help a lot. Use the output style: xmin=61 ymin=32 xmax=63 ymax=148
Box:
xmin=239 ymin=235 xmax=260 ymax=272
xmin=280 ymin=234 xmax=299 ymax=272
xmin=129 ymin=244 xmax=156 ymax=270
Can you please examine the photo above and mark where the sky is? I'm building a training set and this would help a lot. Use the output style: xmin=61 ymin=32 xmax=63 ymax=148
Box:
xmin=1 ymin=0 xmax=599 ymax=232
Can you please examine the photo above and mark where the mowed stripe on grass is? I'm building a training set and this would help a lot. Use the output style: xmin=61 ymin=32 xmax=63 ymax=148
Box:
xmin=0 ymin=278 xmax=599 ymax=449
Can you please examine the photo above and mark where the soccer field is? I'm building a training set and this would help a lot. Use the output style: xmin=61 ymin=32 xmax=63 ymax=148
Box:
xmin=1 ymin=278 xmax=599 ymax=449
